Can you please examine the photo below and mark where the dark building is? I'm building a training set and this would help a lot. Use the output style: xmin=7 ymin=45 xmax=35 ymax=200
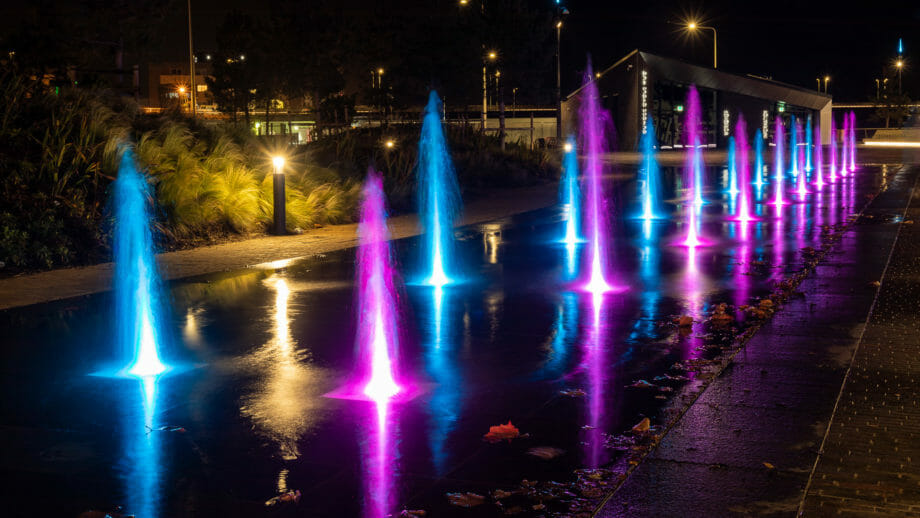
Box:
xmin=562 ymin=50 xmax=833 ymax=151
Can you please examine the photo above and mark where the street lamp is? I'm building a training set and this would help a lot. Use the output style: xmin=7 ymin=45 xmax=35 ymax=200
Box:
xmin=823 ymin=76 xmax=830 ymax=93
xmin=816 ymin=78 xmax=821 ymax=92
xmin=896 ymin=59 xmax=904 ymax=94
xmin=483 ymin=50 xmax=497 ymax=130
xmin=272 ymin=156 xmax=286 ymax=235
xmin=555 ymin=6 xmax=569 ymax=142
xmin=686 ymin=21 xmax=717 ymax=69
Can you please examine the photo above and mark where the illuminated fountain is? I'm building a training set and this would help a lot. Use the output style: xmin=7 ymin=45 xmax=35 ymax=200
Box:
xmin=754 ymin=129 xmax=765 ymax=188
xmin=732 ymin=117 xmax=755 ymax=227
xmin=639 ymin=117 xmax=664 ymax=222
xmin=795 ymin=119 xmax=808 ymax=197
xmin=789 ymin=115 xmax=799 ymax=179
xmin=726 ymin=136 xmax=739 ymax=197
xmin=771 ymin=116 xmax=787 ymax=216
xmin=679 ymin=85 xmax=706 ymax=247
xmin=814 ymin=122 xmax=825 ymax=188
xmin=418 ymin=91 xmax=461 ymax=287
xmin=829 ymin=116 xmax=838 ymax=182
xmin=356 ymin=171 xmax=401 ymax=402
xmin=578 ymin=63 xmax=622 ymax=293
xmin=560 ymin=136 xmax=583 ymax=247
xmin=840 ymin=114 xmax=849 ymax=177
xmin=848 ymin=111 xmax=857 ymax=172
xmin=805 ymin=115 xmax=813 ymax=172
xmin=114 ymin=150 xmax=168 ymax=378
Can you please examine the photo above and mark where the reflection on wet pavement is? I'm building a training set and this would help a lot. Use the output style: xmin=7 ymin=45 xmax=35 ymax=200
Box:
xmin=0 ymin=164 xmax=901 ymax=517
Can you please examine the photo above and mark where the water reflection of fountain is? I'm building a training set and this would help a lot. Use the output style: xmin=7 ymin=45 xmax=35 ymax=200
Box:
xmin=424 ymin=286 xmax=461 ymax=475
xmin=582 ymin=292 xmax=608 ymax=468
xmin=362 ymin=399 xmax=397 ymax=518
xmin=118 ymin=376 xmax=162 ymax=518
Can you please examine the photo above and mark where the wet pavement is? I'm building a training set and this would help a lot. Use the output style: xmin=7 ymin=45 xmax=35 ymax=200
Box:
xmin=800 ymin=169 xmax=920 ymax=517
xmin=0 ymin=162 xmax=907 ymax=517
xmin=598 ymin=164 xmax=919 ymax=517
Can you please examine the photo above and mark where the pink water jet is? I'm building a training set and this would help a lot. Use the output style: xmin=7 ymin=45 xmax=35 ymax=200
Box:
xmin=678 ymin=85 xmax=707 ymax=247
xmin=814 ymin=122 xmax=825 ymax=188
xmin=770 ymin=116 xmax=787 ymax=216
xmin=578 ymin=61 xmax=624 ymax=294
xmin=829 ymin=117 xmax=838 ymax=182
xmin=356 ymin=171 xmax=401 ymax=402
xmin=848 ymin=111 xmax=857 ymax=172
xmin=840 ymin=114 xmax=849 ymax=177
xmin=732 ymin=116 xmax=756 ymax=225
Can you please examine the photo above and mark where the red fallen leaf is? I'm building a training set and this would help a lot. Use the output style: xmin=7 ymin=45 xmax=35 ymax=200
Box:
xmin=446 ymin=492 xmax=485 ymax=507
xmin=265 ymin=489 xmax=301 ymax=506
xmin=677 ymin=315 xmax=694 ymax=327
xmin=484 ymin=421 xmax=521 ymax=443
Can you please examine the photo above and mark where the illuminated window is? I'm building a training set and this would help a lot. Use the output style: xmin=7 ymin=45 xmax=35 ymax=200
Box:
xmin=640 ymin=70 xmax=648 ymax=134
xmin=196 ymin=84 xmax=207 ymax=92
xmin=722 ymin=109 xmax=730 ymax=136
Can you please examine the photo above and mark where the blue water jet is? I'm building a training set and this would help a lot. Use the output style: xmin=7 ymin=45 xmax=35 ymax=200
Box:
xmin=726 ymin=136 xmax=738 ymax=196
xmin=417 ymin=91 xmax=462 ymax=287
xmin=639 ymin=117 xmax=663 ymax=221
xmin=559 ymin=135 xmax=583 ymax=246
xmin=754 ymin=129 xmax=765 ymax=187
xmin=114 ymin=149 xmax=168 ymax=377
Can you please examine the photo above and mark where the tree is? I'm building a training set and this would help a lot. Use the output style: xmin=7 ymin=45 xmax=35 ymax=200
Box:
xmin=206 ymin=12 xmax=260 ymax=124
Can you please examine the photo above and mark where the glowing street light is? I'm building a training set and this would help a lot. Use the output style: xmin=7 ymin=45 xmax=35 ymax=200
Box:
xmin=272 ymin=156 xmax=286 ymax=235
xmin=686 ymin=21 xmax=717 ymax=69
xmin=483 ymin=50 xmax=498 ymax=130
xmin=385 ymin=139 xmax=395 ymax=149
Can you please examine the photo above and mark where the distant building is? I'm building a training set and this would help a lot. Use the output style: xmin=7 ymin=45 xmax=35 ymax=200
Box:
xmin=562 ymin=50 xmax=833 ymax=151
xmin=146 ymin=61 xmax=213 ymax=109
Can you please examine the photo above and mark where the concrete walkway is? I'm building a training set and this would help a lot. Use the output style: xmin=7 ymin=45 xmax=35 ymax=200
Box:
xmin=800 ymin=170 xmax=920 ymax=516
xmin=597 ymin=166 xmax=919 ymax=517
xmin=0 ymin=183 xmax=558 ymax=311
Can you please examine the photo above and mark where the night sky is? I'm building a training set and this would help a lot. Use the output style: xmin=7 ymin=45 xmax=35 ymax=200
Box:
xmin=3 ymin=0 xmax=919 ymax=102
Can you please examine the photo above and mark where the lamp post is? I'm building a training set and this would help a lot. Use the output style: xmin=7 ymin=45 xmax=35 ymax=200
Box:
xmin=816 ymin=78 xmax=821 ymax=93
xmin=554 ymin=7 xmax=568 ymax=142
xmin=687 ymin=21 xmax=717 ymax=69
xmin=187 ymin=0 xmax=196 ymax=118
xmin=824 ymin=76 xmax=830 ymax=94
xmin=483 ymin=50 xmax=496 ymax=131
xmin=896 ymin=59 xmax=903 ymax=95
xmin=272 ymin=156 xmax=286 ymax=235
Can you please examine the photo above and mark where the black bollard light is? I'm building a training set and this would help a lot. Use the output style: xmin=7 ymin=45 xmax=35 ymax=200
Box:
xmin=272 ymin=156 xmax=286 ymax=235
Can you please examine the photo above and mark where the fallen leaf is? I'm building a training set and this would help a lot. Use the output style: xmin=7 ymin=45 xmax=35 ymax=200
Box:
xmin=559 ymin=388 xmax=586 ymax=397
xmin=763 ymin=462 xmax=775 ymax=470
xmin=484 ymin=421 xmax=521 ymax=443
xmin=677 ymin=315 xmax=694 ymax=327
xmin=527 ymin=446 xmax=565 ymax=460
xmin=399 ymin=510 xmax=426 ymax=517
xmin=492 ymin=489 xmax=513 ymax=499
xmin=265 ymin=489 xmax=301 ymax=507
xmin=628 ymin=380 xmax=657 ymax=389
xmin=631 ymin=418 xmax=651 ymax=434
xmin=447 ymin=492 xmax=485 ymax=508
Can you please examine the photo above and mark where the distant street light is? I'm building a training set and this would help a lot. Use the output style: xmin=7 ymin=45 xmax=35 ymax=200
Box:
xmin=272 ymin=156 xmax=286 ymax=235
xmin=483 ymin=50 xmax=497 ymax=130
xmin=824 ymin=76 xmax=830 ymax=94
xmin=896 ymin=59 xmax=904 ymax=94
xmin=816 ymin=78 xmax=821 ymax=92
xmin=686 ymin=21 xmax=717 ymax=69
xmin=555 ymin=6 xmax=569 ymax=141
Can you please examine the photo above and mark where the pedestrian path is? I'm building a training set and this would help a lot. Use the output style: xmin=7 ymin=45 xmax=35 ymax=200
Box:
xmin=0 ymin=184 xmax=557 ymax=310
xmin=799 ymin=170 xmax=920 ymax=516
xmin=596 ymin=166 xmax=919 ymax=517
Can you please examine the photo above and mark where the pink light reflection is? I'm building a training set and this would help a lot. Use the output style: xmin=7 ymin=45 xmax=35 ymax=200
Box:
xmin=582 ymin=291 xmax=607 ymax=468
xmin=363 ymin=399 xmax=396 ymax=518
